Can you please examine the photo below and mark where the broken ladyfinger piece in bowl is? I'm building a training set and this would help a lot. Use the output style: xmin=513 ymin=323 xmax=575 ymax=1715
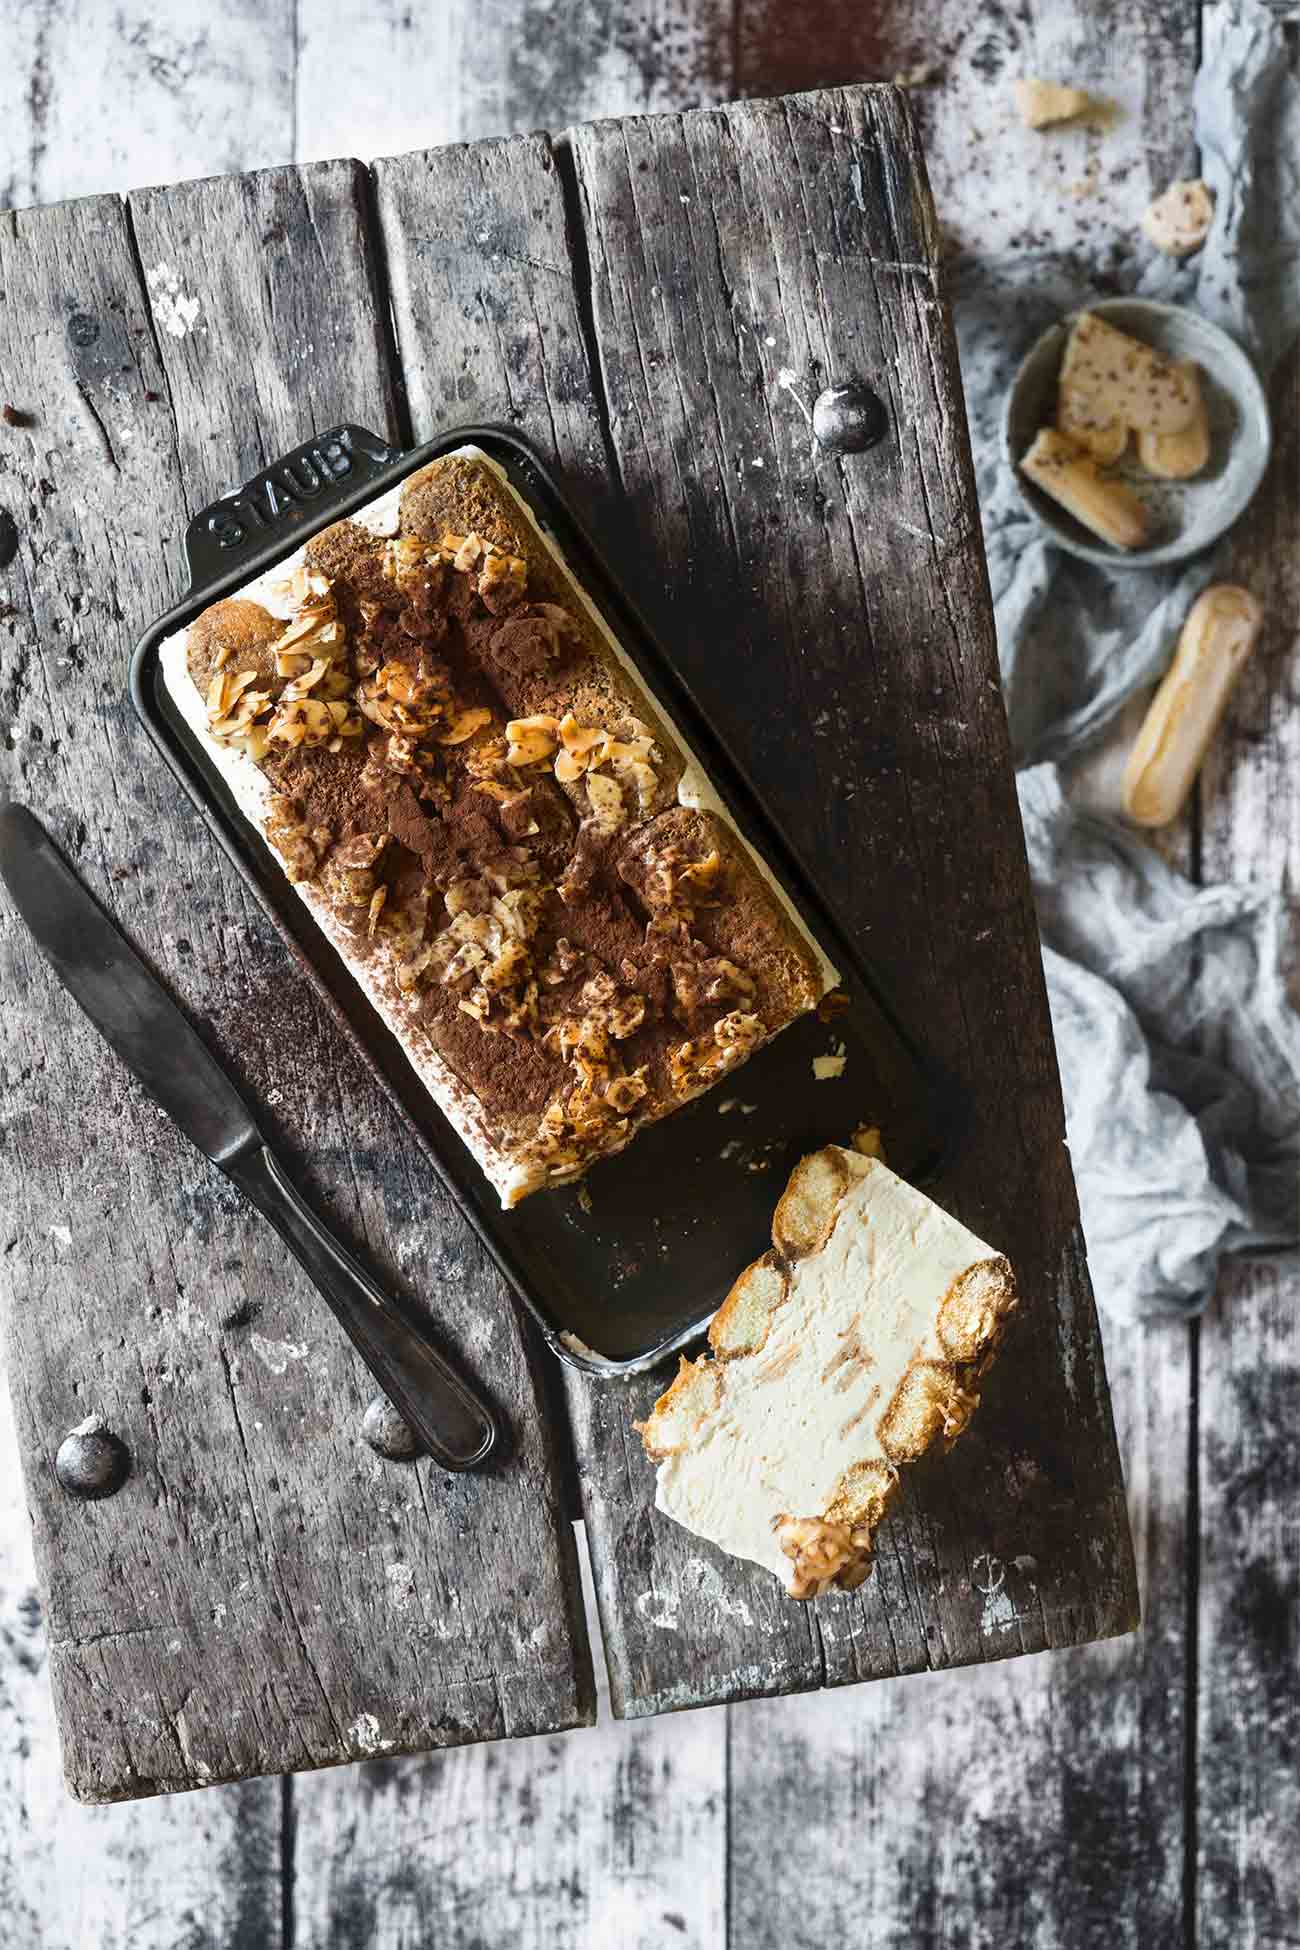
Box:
xmin=1020 ymin=428 xmax=1150 ymax=550
xmin=1136 ymin=360 xmax=1211 ymax=481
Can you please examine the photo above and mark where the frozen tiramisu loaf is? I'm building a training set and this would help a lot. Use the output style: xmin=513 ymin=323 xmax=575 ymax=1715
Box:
xmin=161 ymin=450 xmax=830 ymax=1205
xmin=637 ymin=1146 xmax=1017 ymax=1598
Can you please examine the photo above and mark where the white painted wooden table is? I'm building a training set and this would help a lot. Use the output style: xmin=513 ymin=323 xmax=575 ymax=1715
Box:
xmin=1 ymin=2 xmax=1296 ymax=1945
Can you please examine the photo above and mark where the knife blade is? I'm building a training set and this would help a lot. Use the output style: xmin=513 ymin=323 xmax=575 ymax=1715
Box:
xmin=0 ymin=803 xmax=261 ymax=1166
xmin=0 ymin=802 xmax=497 ymax=1471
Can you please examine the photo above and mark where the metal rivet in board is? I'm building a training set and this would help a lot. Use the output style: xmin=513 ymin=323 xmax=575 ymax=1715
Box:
xmin=67 ymin=313 xmax=100 ymax=349
xmin=54 ymin=1418 xmax=131 ymax=1500
xmin=362 ymin=1395 xmax=420 ymax=1462
xmin=812 ymin=382 xmax=889 ymax=454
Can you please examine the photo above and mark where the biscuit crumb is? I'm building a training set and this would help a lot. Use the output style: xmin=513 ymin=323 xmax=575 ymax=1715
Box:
xmin=1141 ymin=179 xmax=1215 ymax=257
xmin=1013 ymin=78 xmax=1097 ymax=129
xmin=893 ymin=60 xmax=941 ymax=90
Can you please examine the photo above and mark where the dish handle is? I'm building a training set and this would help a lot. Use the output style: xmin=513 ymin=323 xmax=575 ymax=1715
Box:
xmin=184 ymin=424 xmax=406 ymax=596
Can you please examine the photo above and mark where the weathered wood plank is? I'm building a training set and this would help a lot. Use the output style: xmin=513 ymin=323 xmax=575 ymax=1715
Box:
xmin=737 ymin=0 xmax=1200 ymax=260
xmin=0 ymin=1381 xmax=282 ymax=1945
xmin=374 ymin=129 xmax=608 ymax=529
xmin=1195 ymin=325 xmax=1300 ymax=1950
xmin=292 ymin=1528 xmax=727 ymax=1949
xmin=297 ymin=0 xmax=733 ymax=164
xmin=0 ymin=164 xmax=591 ymax=1803
xmin=0 ymin=0 xmax=294 ymax=210
xmin=567 ymin=83 xmax=1137 ymax=1715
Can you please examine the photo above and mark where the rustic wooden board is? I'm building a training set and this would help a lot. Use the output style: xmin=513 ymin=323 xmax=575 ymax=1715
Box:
xmin=1196 ymin=331 xmax=1300 ymax=1950
xmin=1 ymin=74 xmax=1138 ymax=1798
xmin=564 ymin=82 xmax=1137 ymax=1716
xmin=0 ymin=166 xmax=592 ymax=1803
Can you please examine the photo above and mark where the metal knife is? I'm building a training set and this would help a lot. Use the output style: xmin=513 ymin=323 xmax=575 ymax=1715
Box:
xmin=0 ymin=801 xmax=497 ymax=1472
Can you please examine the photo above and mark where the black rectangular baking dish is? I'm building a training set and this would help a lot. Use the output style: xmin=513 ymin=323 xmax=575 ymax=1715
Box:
xmin=131 ymin=423 xmax=959 ymax=1374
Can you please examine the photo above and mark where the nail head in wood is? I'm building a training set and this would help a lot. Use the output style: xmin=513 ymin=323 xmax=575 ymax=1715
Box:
xmin=362 ymin=1395 xmax=420 ymax=1461
xmin=812 ymin=381 xmax=889 ymax=454
xmin=54 ymin=1418 xmax=131 ymax=1500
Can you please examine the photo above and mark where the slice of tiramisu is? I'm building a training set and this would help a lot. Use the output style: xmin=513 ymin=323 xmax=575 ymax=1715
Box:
xmin=637 ymin=1146 xmax=1017 ymax=1597
xmin=160 ymin=449 xmax=833 ymax=1206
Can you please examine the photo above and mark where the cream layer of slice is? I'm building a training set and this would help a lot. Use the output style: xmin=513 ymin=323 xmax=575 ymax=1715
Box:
xmin=638 ymin=1147 xmax=1017 ymax=1598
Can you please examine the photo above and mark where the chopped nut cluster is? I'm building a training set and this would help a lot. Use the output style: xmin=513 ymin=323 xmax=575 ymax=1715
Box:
xmin=381 ymin=535 xmax=445 ymax=592
xmin=773 ymin=1513 xmax=874 ymax=1599
xmin=206 ymin=667 xmax=274 ymax=761
xmin=668 ymin=1010 xmax=764 ymax=1094
xmin=521 ymin=968 xmax=655 ymax=1171
xmin=438 ymin=531 xmax=528 ymax=613
xmin=393 ymin=852 xmax=549 ymax=1037
xmin=273 ymin=569 xmax=346 ymax=675
xmin=264 ymin=793 xmax=331 ymax=885
xmin=501 ymin=710 xmax=660 ymax=826
xmin=268 ymin=696 xmax=364 ymax=752
xmin=323 ymin=832 xmax=389 ymax=909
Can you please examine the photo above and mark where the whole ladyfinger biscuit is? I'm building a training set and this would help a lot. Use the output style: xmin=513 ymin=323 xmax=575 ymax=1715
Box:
xmin=1122 ymin=585 xmax=1263 ymax=827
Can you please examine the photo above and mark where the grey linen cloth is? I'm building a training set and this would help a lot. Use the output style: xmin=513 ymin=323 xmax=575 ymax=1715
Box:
xmin=952 ymin=0 xmax=1300 ymax=1321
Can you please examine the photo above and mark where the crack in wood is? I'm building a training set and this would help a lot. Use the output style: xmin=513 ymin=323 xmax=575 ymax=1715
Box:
xmin=73 ymin=381 xmax=118 ymax=473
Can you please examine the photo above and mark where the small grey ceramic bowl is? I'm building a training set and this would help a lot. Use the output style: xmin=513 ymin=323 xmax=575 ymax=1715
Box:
xmin=1003 ymin=297 xmax=1272 ymax=569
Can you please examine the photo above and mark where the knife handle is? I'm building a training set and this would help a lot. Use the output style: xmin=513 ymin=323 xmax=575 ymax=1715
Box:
xmin=226 ymin=1143 xmax=497 ymax=1472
